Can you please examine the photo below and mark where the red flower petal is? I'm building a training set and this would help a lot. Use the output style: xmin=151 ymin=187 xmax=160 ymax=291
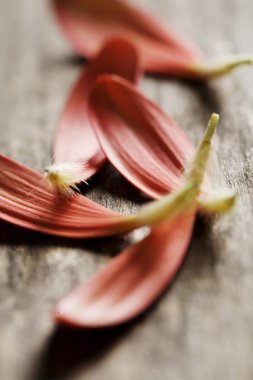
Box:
xmin=51 ymin=0 xmax=203 ymax=77
xmin=53 ymin=38 xmax=140 ymax=178
xmin=0 ymin=154 xmax=136 ymax=238
xmin=54 ymin=208 xmax=196 ymax=328
xmin=1 ymin=154 xmax=196 ymax=238
xmin=89 ymin=75 xmax=195 ymax=199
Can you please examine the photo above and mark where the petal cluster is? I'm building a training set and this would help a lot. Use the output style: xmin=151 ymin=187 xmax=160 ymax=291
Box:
xmin=0 ymin=0 xmax=240 ymax=330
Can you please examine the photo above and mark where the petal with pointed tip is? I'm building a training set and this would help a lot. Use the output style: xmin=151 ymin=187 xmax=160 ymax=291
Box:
xmin=54 ymin=208 xmax=196 ymax=328
xmin=53 ymin=38 xmax=140 ymax=179
xmin=51 ymin=0 xmax=203 ymax=77
xmin=89 ymin=75 xmax=195 ymax=199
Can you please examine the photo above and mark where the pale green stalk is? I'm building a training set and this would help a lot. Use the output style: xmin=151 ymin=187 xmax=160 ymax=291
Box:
xmin=191 ymin=54 xmax=253 ymax=78
xmin=132 ymin=182 xmax=198 ymax=228
xmin=187 ymin=113 xmax=219 ymax=187
xmin=199 ymin=192 xmax=236 ymax=214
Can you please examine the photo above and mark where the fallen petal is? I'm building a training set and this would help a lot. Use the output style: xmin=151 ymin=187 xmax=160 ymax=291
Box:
xmin=53 ymin=38 xmax=140 ymax=180
xmin=51 ymin=0 xmax=203 ymax=77
xmin=89 ymin=74 xmax=195 ymax=199
xmin=0 ymin=154 xmax=121 ymax=238
xmin=0 ymin=154 xmax=197 ymax=238
xmin=52 ymin=0 xmax=253 ymax=79
xmin=54 ymin=208 xmax=196 ymax=327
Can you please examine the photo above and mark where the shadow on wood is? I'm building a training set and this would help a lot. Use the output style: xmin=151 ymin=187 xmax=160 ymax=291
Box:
xmin=0 ymin=220 xmax=133 ymax=257
xmin=84 ymin=163 xmax=147 ymax=205
xmin=32 ymin=321 xmax=137 ymax=380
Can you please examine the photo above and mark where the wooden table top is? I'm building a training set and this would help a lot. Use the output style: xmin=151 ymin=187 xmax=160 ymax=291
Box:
xmin=1 ymin=1 xmax=253 ymax=379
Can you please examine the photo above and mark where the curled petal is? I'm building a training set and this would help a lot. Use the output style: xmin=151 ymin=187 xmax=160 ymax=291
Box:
xmin=53 ymin=38 xmax=140 ymax=180
xmin=89 ymin=75 xmax=195 ymax=199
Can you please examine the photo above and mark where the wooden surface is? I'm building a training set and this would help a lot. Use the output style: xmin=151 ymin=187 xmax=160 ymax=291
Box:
xmin=1 ymin=1 xmax=253 ymax=379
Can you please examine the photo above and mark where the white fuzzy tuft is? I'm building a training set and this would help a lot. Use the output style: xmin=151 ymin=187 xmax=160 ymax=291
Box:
xmin=44 ymin=162 xmax=88 ymax=197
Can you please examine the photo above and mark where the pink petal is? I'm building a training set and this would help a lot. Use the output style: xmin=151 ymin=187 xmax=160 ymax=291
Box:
xmin=53 ymin=38 xmax=140 ymax=178
xmin=51 ymin=0 xmax=203 ymax=77
xmin=0 ymin=154 xmax=138 ymax=238
xmin=54 ymin=208 xmax=196 ymax=327
xmin=89 ymin=75 xmax=195 ymax=199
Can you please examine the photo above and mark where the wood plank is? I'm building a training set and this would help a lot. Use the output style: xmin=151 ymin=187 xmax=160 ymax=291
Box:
xmin=0 ymin=0 xmax=253 ymax=379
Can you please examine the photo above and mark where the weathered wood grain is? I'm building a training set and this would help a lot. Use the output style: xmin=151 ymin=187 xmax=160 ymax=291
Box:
xmin=1 ymin=1 xmax=253 ymax=379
